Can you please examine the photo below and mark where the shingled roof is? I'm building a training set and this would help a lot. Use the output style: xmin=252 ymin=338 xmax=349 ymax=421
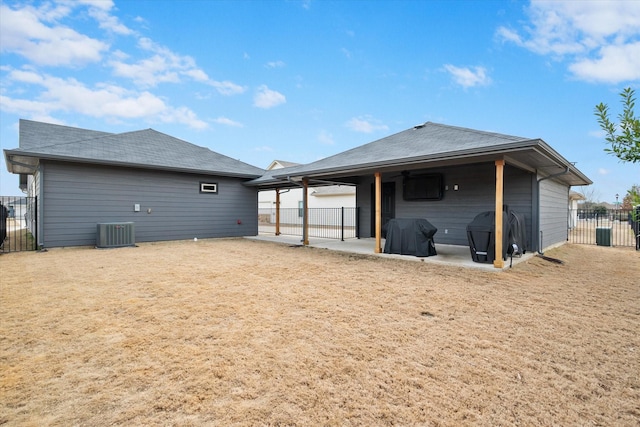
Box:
xmin=5 ymin=120 xmax=264 ymax=178
xmin=267 ymin=122 xmax=591 ymax=187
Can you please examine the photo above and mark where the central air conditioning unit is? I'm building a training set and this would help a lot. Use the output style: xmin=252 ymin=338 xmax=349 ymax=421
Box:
xmin=96 ymin=222 xmax=135 ymax=248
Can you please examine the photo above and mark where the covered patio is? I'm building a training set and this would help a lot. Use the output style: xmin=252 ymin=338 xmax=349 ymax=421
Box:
xmin=248 ymin=122 xmax=591 ymax=269
xmin=246 ymin=234 xmax=534 ymax=270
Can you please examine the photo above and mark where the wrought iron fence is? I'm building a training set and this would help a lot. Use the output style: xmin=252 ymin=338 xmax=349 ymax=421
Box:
xmin=568 ymin=208 xmax=639 ymax=249
xmin=258 ymin=207 xmax=359 ymax=240
xmin=1 ymin=196 xmax=38 ymax=253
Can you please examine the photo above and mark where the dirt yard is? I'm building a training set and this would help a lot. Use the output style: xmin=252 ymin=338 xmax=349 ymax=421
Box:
xmin=1 ymin=239 xmax=638 ymax=426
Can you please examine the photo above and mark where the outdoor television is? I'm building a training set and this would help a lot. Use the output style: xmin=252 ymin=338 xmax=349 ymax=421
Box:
xmin=403 ymin=173 xmax=443 ymax=201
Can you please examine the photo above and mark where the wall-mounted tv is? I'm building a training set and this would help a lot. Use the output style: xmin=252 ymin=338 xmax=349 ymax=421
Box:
xmin=403 ymin=173 xmax=443 ymax=201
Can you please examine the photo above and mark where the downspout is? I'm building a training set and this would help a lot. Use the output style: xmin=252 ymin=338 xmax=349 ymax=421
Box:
xmin=536 ymin=167 xmax=570 ymax=255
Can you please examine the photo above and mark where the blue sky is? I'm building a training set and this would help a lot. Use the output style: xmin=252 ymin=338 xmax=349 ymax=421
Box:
xmin=1 ymin=0 xmax=638 ymax=202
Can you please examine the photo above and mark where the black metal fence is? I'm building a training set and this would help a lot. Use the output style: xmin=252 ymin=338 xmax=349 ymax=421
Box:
xmin=568 ymin=208 xmax=639 ymax=249
xmin=0 ymin=196 xmax=38 ymax=253
xmin=258 ymin=207 xmax=359 ymax=240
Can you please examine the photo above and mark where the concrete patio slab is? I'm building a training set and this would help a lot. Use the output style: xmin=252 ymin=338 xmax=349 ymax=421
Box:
xmin=246 ymin=234 xmax=533 ymax=270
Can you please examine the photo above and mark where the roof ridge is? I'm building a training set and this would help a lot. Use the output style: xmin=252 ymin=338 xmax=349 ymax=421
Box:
xmin=22 ymin=129 xmax=137 ymax=151
xmin=20 ymin=119 xmax=114 ymax=135
xmin=425 ymin=121 xmax=528 ymax=141
xmin=20 ymin=127 xmax=183 ymax=152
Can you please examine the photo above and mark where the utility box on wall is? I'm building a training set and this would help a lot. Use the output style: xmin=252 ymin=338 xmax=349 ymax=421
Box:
xmin=96 ymin=222 xmax=135 ymax=248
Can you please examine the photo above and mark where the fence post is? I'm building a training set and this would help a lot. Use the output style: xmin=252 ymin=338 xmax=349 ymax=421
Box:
xmin=341 ymin=207 xmax=344 ymax=241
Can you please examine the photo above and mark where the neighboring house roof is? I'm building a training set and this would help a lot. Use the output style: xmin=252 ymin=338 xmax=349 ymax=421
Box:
xmin=266 ymin=160 xmax=301 ymax=170
xmin=5 ymin=120 xmax=264 ymax=179
xmin=269 ymin=122 xmax=592 ymax=187
xmin=569 ymin=191 xmax=586 ymax=201
xmin=246 ymin=163 xmax=306 ymax=188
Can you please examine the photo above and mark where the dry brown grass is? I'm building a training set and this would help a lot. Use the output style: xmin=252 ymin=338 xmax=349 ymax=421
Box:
xmin=1 ymin=239 xmax=639 ymax=426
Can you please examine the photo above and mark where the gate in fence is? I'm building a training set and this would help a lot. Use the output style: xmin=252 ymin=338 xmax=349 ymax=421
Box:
xmin=1 ymin=196 xmax=38 ymax=253
xmin=258 ymin=207 xmax=359 ymax=240
xmin=568 ymin=208 xmax=639 ymax=249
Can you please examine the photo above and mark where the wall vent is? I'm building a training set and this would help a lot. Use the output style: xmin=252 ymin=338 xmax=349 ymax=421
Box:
xmin=96 ymin=222 xmax=135 ymax=248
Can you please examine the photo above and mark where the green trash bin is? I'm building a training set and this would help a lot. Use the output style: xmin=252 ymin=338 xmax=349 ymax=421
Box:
xmin=596 ymin=227 xmax=612 ymax=246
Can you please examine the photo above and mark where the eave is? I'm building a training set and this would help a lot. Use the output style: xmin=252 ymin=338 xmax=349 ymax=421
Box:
xmin=4 ymin=149 xmax=263 ymax=180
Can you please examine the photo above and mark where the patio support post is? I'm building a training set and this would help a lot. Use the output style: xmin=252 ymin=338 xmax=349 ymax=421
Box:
xmin=275 ymin=188 xmax=281 ymax=236
xmin=494 ymin=159 xmax=505 ymax=268
xmin=302 ymin=178 xmax=309 ymax=246
xmin=374 ymin=172 xmax=382 ymax=253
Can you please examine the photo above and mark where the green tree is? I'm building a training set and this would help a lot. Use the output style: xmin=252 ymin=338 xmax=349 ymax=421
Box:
xmin=594 ymin=87 xmax=640 ymax=163
xmin=623 ymin=184 xmax=640 ymax=209
xmin=593 ymin=205 xmax=608 ymax=216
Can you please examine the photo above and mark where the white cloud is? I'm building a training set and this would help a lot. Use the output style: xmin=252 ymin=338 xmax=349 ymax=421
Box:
xmin=598 ymin=168 xmax=610 ymax=175
xmin=109 ymin=37 xmax=246 ymax=94
xmin=265 ymin=60 xmax=286 ymax=69
xmin=109 ymin=54 xmax=181 ymax=86
xmin=443 ymin=64 xmax=491 ymax=88
xmin=109 ymin=37 xmax=201 ymax=87
xmin=0 ymin=3 xmax=108 ymax=66
xmin=159 ymin=106 xmax=207 ymax=130
xmin=254 ymin=85 xmax=286 ymax=109
xmin=213 ymin=117 xmax=243 ymax=127
xmin=345 ymin=116 xmax=389 ymax=133
xmin=0 ymin=93 xmax=54 ymax=118
xmin=317 ymin=130 xmax=334 ymax=145
xmin=81 ymin=0 xmax=133 ymax=35
xmin=210 ymin=80 xmax=246 ymax=96
xmin=0 ymin=1 xmax=237 ymax=129
xmin=569 ymin=42 xmax=640 ymax=83
xmin=495 ymin=27 xmax=522 ymax=45
xmin=496 ymin=0 xmax=640 ymax=83
xmin=73 ymin=0 xmax=115 ymax=11
xmin=0 ymin=69 xmax=207 ymax=129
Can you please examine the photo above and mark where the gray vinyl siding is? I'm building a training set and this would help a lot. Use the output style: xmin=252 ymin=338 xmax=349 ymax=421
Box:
xmin=40 ymin=161 xmax=258 ymax=248
xmin=357 ymin=163 xmax=534 ymax=247
xmin=538 ymin=177 xmax=569 ymax=250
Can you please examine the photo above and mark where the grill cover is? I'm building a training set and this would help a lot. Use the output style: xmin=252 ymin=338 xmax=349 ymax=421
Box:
xmin=467 ymin=209 xmax=528 ymax=263
xmin=383 ymin=218 xmax=437 ymax=257
xmin=508 ymin=210 xmax=527 ymax=255
xmin=467 ymin=211 xmax=508 ymax=263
